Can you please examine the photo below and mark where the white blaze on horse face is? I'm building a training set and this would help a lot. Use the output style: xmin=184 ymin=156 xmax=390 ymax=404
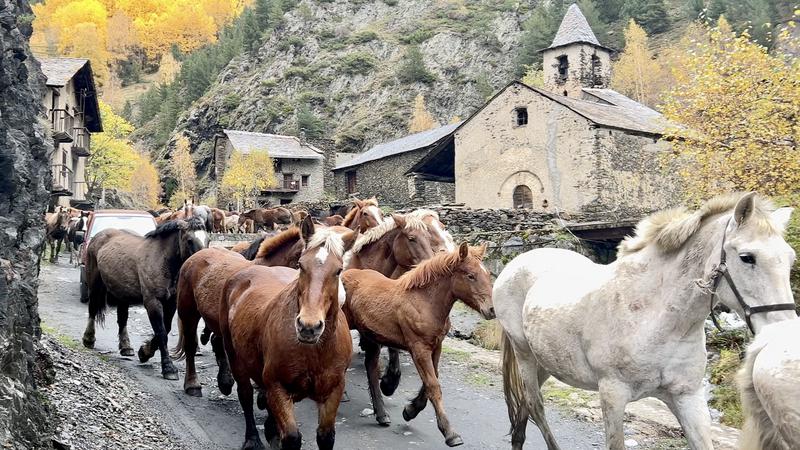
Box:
xmin=193 ymin=230 xmax=209 ymax=247
xmin=366 ymin=206 xmax=383 ymax=225
xmin=316 ymin=246 xmax=329 ymax=264
xmin=431 ymin=221 xmax=455 ymax=252
xmin=338 ymin=279 xmax=346 ymax=306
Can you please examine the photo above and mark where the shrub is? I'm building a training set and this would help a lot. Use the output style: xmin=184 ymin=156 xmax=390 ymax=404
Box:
xmin=338 ymin=52 xmax=377 ymax=75
xmin=383 ymin=0 xmax=398 ymax=5
xmin=223 ymin=93 xmax=242 ymax=110
xmin=284 ymin=66 xmax=312 ymax=80
xmin=350 ymin=30 xmax=379 ymax=44
xmin=398 ymin=28 xmax=434 ymax=44
xmin=396 ymin=46 xmax=436 ymax=84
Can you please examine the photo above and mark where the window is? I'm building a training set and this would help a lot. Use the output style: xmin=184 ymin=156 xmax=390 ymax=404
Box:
xmin=283 ymin=173 xmax=295 ymax=190
xmin=513 ymin=185 xmax=533 ymax=209
xmin=301 ymin=175 xmax=309 ymax=188
xmin=280 ymin=199 xmax=291 ymax=205
xmin=591 ymin=54 xmax=602 ymax=86
xmin=514 ymin=107 xmax=528 ymax=126
xmin=274 ymin=159 xmax=282 ymax=173
xmin=557 ymin=55 xmax=569 ymax=81
xmin=346 ymin=171 xmax=357 ymax=194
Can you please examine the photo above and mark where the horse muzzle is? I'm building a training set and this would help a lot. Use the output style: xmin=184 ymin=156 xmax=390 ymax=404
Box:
xmin=295 ymin=316 xmax=325 ymax=344
xmin=481 ymin=305 xmax=496 ymax=320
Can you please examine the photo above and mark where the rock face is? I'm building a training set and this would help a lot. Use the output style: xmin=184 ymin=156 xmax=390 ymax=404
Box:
xmin=0 ymin=0 xmax=55 ymax=446
xmin=157 ymin=0 xmax=526 ymax=188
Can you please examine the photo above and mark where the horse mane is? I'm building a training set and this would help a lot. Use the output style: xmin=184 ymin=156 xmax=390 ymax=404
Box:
xmin=256 ymin=228 xmax=301 ymax=259
xmin=342 ymin=197 xmax=380 ymax=227
xmin=241 ymin=235 xmax=267 ymax=260
xmin=397 ymin=247 xmax=482 ymax=290
xmin=305 ymin=227 xmax=345 ymax=258
xmin=618 ymin=193 xmax=778 ymax=257
xmin=405 ymin=209 xmax=440 ymax=221
xmin=349 ymin=214 xmax=427 ymax=255
xmin=145 ymin=217 xmax=205 ymax=238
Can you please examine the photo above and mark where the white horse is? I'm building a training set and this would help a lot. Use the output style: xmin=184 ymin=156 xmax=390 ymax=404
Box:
xmin=494 ymin=193 xmax=796 ymax=450
xmin=738 ymin=317 xmax=800 ymax=450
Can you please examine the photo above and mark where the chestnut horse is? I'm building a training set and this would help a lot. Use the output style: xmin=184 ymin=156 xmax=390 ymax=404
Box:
xmin=220 ymin=222 xmax=357 ymax=450
xmin=81 ymin=217 xmax=209 ymax=379
xmin=342 ymin=242 xmax=495 ymax=446
xmin=45 ymin=206 xmax=71 ymax=262
xmin=239 ymin=207 xmax=292 ymax=231
xmin=322 ymin=215 xmax=344 ymax=226
xmin=174 ymin=220 xmax=343 ymax=396
xmin=342 ymin=197 xmax=383 ymax=233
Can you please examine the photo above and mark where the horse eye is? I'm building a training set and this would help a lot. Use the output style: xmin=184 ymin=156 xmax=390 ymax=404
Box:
xmin=739 ymin=253 xmax=756 ymax=265
xmin=408 ymin=236 xmax=416 ymax=242
xmin=467 ymin=273 xmax=476 ymax=280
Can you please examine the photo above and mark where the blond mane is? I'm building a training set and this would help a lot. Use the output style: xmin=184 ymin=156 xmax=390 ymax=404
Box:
xmin=397 ymin=246 xmax=483 ymax=290
xmin=618 ymin=193 xmax=778 ymax=257
xmin=342 ymin=197 xmax=380 ymax=227
xmin=348 ymin=214 xmax=427 ymax=255
xmin=406 ymin=209 xmax=440 ymax=221
xmin=305 ymin=227 xmax=345 ymax=258
xmin=256 ymin=227 xmax=301 ymax=258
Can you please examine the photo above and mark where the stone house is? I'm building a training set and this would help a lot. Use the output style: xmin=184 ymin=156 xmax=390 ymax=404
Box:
xmin=332 ymin=123 xmax=459 ymax=208
xmin=39 ymin=57 xmax=103 ymax=210
xmin=215 ymin=129 xmax=325 ymax=205
xmin=409 ymin=4 xmax=679 ymax=219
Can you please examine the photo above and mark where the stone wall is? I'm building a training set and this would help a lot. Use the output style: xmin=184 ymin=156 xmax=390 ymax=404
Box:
xmin=0 ymin=1 xmax=56 ymax=446
xmin=333 ymin=149 xmax=455 ymax=209
xmin=543 ymin=43 xmax=612 ymax=98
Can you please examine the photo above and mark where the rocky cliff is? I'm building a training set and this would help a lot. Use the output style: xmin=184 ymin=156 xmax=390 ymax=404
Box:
xmin=0 ymin=0 xmax=55 ymax=446
xmin=154 ymin=0 xmax=527 ymax=187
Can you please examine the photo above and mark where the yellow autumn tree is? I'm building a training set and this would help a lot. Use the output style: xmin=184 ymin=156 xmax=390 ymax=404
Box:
xmin=661 ymin=17 xmax=800 ymax=202
xmin=86 ymin=101 xmax=139 ymax=194
xmin=170 ymin=135 xmax=197 ymax=207
xmin=220 ymin=150 xmax=277 ymax=210
xmin=408 ymin=94 xmax=439 ymax=133
xmin=611 ymin=20 xmax=669 ymax=108
xmin=129 ymin=158 xmax=162 ymax=209
xmin=521 ymin=66 xmax=544 ymax=88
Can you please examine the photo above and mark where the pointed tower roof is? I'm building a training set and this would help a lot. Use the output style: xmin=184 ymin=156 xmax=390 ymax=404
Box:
xmin=546 ymin=3 xmax=606 ymax=50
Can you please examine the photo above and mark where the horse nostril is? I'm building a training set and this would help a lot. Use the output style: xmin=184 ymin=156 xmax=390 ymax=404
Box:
xmin=314 ymin=320 xmax=324 ymax=331
xmin=489 ymin=307 xmax=496 ymax=316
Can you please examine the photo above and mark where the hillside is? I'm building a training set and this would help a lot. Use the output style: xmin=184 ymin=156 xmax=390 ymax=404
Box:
xmin=135 ymin=0 xmax=529 ymax=188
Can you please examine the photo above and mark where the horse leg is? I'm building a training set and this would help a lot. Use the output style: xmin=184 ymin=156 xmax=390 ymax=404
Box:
xmin=237 ymin=378 xmax=264 ymax=450
xmin=408 ymin=342 xmax=462 ymax=447
xmin=510 ymin=341 xmax=560 ymax=450
xmin=49 ymin=239 xmax=55 ymax=263
xmin=139 ymin=297 xmax=178 ymax=380
xmin=264 ymin=383 xmax=301 ymax=450
xmin=82 ymin=315 xmax=96 ymax=349
xmin=117 ymin=302 xmax=135 ymax=356
xmin=181 ymin=313 xmax=202 ymax=396
xmin=380 ymin=348 xmax=402 ymax=396
xmin=316 ymin=381 xmax=345 ymax=450
xmin=363 ymin=338 xmax=390 ymax=426
xmin=211 ymin=333 xmax=234 ymax=396
xmin=598 ymin=379 xmax=632 ymax=450
xmin=663 ymin=391 xmax=714 ymax=450
xmin=403 ymin=343 xmax=439 ymax=421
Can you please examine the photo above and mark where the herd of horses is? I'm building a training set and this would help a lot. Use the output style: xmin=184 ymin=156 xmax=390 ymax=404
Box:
xmin=70 ymin=193 xmax=798 ymax=450
xmin=44 ymin=205 xmax=89 ymax=265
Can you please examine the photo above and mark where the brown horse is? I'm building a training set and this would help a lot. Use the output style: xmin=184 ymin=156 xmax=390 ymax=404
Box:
xmin=342 ymin=197 xmax=383 ymax=233
xmin=210 ymin=207 xmax=226 ymax=232
xmin=240 ymin=207 xmax=292 ymax=231
xmin=81 ymin=217 xmax=209 ymax=379
xmin=220 ymin=221 xmax=357 ymax=450
xmin=45 ymin=206 xmax=71 ymax=262
xmin=174 ymin=221 xmax=332 ymax=396
xmin=407 ymin=209 xmax=455 ymax=253
xmin=342 ymin=242 xmax=494 ymax=446
xmin=322 ymin=215 xmax=344 ymax=226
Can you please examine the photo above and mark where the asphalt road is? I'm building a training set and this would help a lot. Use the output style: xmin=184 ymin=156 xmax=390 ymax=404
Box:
xmin=38 ymin=256 xmax=606 ymax=450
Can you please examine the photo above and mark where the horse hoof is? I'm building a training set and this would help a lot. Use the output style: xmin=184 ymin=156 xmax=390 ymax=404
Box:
xmin=120 ymin=347 xmax=134 ymax=357
xmin=445 ymin=435 xmax=464 ymax=447
xmin=137 ymin=346 xmax=150 ymax=363
xmin=402 ymin=405 xmax=419 ymax=422
xmin=380 ymin=372 xmax=401 ymax=396
xmin=219 ymin=381 xmax=234 ymax=397
xmin=376 ymin=414 xmax=391 ymax=427
xmin=240 ymin=438 xmax=265 ymax=450
xmin=185 ymin=387 xmax=202 ymax=397
xmin=82 ymin=336 xmax=95 ymax=349
xmin=162 ymin=370 xmax=179 ymax=380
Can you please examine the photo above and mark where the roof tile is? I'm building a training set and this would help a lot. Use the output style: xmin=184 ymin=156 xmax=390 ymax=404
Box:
xmin=223 ymin=130 xmax=323 ymax=160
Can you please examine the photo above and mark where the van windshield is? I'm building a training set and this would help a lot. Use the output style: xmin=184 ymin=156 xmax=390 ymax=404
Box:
xmin=89 ymin=215 xmax=156 ymax=238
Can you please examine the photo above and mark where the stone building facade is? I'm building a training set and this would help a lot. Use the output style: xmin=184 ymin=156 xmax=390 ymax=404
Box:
xmin=332 ymin=123 xmax=458 ymax=209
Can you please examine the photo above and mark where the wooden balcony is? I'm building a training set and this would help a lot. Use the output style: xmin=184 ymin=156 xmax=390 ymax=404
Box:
xmin=51 ymin=109 xmax=74 ymax=143
xmin=72 ymin=127 xmax=91 ymax=157
xmin=51 ymin=164 xmax=74 ymax=197
xmin=263 ymin=180 xmax=299 ymax=194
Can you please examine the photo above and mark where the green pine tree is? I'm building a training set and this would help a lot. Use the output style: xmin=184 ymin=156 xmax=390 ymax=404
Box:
xmin=622 ymin=0 xmax=670 ymax=34
xmin=397 ymin=46 xmax=436 ymax=84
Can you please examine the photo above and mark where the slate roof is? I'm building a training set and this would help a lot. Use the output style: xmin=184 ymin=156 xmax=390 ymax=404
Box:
xmin=38 ymin=57 xmax=89 ymax=87
xmin=333 ymin=122 xmax=463 ymax=171
xmin=546 ymin=3 xmax=612 ymax=51
xmin=223 ymin=130 xmax=323 ymax=160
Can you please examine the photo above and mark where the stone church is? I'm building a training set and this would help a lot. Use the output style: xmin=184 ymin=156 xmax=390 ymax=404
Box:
xmin=409 ymin=3 xmax=680 ymax=218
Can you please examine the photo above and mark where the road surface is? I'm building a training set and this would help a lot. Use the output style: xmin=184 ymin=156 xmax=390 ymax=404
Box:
xmin=38 ymin=257 xmax=607 ymax=450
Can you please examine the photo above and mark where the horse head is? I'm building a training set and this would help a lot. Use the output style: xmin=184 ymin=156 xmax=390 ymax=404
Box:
xmin=709 ymin=192 xmax=796 ymax=333
xmin=294 ymin=215 xmax=357 ymax=344
xmin=390 ymin=214 xmax=435 ymax=270
xmin=178 ymin=217 xmax=209 ymax=260
xmin=450 ymin=242 xmax=495 ymax=319
xmin=56 ymin=206 xmax=70 ymax=228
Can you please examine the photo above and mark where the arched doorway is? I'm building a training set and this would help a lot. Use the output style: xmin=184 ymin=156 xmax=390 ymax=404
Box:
xmin=512 ymin=185 xmax=533 ymax=209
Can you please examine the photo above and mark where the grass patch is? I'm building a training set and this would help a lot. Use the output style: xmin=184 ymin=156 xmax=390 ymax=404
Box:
xmin=441 ymin=345 xmax=471 ymax=363
xmin=472 ymin=320 xmax=501 ymax=350
xmin=465 ymin=372 xmax=492 ymax=387
xmin=542 ymin=382 xmax=593 ymax=407
xmin=709 ymin=349 xmax=744 ymax=427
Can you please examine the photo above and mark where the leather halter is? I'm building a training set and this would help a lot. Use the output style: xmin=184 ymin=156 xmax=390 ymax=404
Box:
xmin=707 ymin=218 xmax=798 ymax=335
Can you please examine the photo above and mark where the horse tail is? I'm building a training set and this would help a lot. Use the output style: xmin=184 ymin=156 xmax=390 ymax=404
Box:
xmin=85 ymin=245 xmax=108 ymax=325
xmin=502 ymin=330 xmax=530 ymax=437
xmin=171 ymin=317 xmax=186 ymax=360
xmin=737 ymin=340 xmax=776 ymax=450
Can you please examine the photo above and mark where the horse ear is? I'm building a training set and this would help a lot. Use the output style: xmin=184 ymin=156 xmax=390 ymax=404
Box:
xmin=342 ymin=228 xmax=359 ymax=252
xmin=772 ymin=207 xmax=794 ymax=231
xmin=734 ymin=192 xmax=757 ymax=226
xmin=477 ymin=242 xmax=488 ymax=259
xmin=300 ymin=214 xmax=315 ymax=243
xmin=458 ymin=242 xmax=469 ymax=259
xmin=392 ymin=214 xmax=406 ymax=230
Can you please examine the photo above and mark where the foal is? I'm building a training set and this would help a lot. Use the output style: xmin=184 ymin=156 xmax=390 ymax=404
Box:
xmin=342 ymin=197 xmax=383 ymax=232
xmin=342 ymin=242 xmax=495 ymax=447
xmin=220 ymin=221 xmax=357 ymax=450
